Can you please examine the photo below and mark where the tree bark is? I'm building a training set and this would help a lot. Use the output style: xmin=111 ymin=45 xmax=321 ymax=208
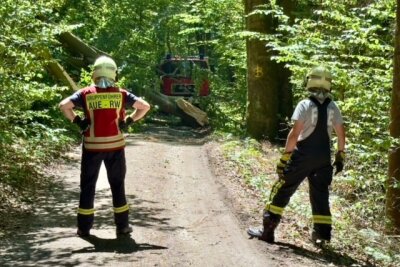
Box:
xmin=57 ymin=32 xmax=109 ymax=64
xmin=143 ymin=84 xmax=208 ymax=126
xmin=244 ymin=0 xmax=293 ymax=141
xmin=40 ymin=49 xmax=79 ymax=91
xmin=386 ymin=0 xmax=400 ymax=234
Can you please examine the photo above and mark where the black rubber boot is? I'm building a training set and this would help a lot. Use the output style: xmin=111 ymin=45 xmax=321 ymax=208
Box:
xmin=77 ymin=229 xmax=90 ymax=237
xmin=77 ymin=214 xmax=93 ymax=237
xmin=247 ymin=212 xmax=280 ymax=243
xmin=117 ymin=225 xmax=133 ymax=236
xmin=311 ymin=224 xmax=331 ymax=246
xmin=259 ymin=213 xmax=280 ymax=243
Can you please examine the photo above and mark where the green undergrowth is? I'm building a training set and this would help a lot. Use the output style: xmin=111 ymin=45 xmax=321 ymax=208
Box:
xmin=0 ymin=127 xmax=76 ymax=237
xmin=218 ymin=134 xmax=400 ymax=267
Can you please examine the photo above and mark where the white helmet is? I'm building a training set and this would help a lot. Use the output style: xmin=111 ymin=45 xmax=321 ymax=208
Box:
xmin=93 ymin=56 xmax=117 ymax=81
xmin=306 ymin=66 xmax=332 ymax=91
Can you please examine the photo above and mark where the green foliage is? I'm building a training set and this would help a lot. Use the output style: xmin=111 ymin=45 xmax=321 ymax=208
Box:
xmin=220 ymin=136 xmax=272 ymax=187
xmin=0 ymin=0 xmax=398 ymax=265
xmin=0 ymin=0 xmax=247 ymax=205
xmin=0 ymin=0 xmax=78 ymax=211
xmin=59 ymin=0 xmax=248 ymax=132
xmin=241 ymin=1 xmax=396 ymax=265
xmin=204 ymin=73 xmax=247 ymax=133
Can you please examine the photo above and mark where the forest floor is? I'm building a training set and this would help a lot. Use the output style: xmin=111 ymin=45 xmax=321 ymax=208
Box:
xmin=0 ymin=124 xmax=364 ymax=266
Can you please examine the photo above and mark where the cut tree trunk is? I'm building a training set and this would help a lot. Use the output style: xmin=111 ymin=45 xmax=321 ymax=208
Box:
xmin=143 ymin=85 xmax=208 ymax=127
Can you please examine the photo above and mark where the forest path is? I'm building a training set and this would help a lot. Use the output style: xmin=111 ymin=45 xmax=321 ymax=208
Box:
xmin=0 ymin=125 xmax=329 ymax=267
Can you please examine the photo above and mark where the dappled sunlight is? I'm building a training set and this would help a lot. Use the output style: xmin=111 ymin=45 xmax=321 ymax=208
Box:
xmin=125 ymin=125 xmax=211 ymax=146
xmin=0 ymin=160 xmax=181 ymax=267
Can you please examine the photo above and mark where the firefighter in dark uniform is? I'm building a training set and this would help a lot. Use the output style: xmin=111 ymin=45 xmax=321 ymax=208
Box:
xmin=59 ymin=56 xmax=151 ymax=237
xmin=248 ymin=66 xmax=346 ymax=244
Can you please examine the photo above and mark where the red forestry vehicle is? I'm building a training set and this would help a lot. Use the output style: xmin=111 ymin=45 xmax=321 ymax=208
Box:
xmin=157 ymin=54 xmax=210 ymax=97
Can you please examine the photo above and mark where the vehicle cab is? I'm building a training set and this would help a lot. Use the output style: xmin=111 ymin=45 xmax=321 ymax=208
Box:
xmin=158 ymin=55 xmax=210 ymax=97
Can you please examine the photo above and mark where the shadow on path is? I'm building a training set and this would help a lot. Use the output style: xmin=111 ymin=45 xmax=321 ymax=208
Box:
xmin=273 ymin=241 xmax=376 ymax=267
xmin=0 ymin=159 xmax=180 ymax=267
xmin=126 ymin=124 xmax=211 ymax=146
xmin=73 ymin=234 xmax=167 ymax=254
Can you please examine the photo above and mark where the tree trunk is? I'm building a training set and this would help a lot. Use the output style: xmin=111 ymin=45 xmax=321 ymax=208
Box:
xmin=57 ymin=32 xmax=109 ymax=65
xmin=40 ymin=49 xmax=79 ymax=91
xmin=143 ymin=84 xmax=208 ymax=127
xmin=244 ymin=0 xmax=293 ymax=141
xmin=386 ymin=0 xmax=400 ymax=234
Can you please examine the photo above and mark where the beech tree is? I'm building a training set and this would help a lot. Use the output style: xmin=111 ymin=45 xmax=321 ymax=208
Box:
xmin=386 ymin=0 xmax=400 ymax=234
xmin=244 ymin=0 xmax=293 ymax=141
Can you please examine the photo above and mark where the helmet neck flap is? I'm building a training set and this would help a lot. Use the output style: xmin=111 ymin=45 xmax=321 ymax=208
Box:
xmin=306 ymin=66 xmax=333 ymax=103
xmin=92 ymin=56 xmax=117 ymax=88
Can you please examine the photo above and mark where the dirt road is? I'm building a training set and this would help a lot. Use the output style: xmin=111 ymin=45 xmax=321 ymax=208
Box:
xmin=0 ymin=126 xmax=327 ymax=267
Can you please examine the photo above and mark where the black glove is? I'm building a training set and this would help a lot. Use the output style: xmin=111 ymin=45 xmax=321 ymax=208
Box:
xmin=276 ymin=152 xmax=292 ymax=178
xmin=333 ymin=150 xmax=345 ymax=175
xmin=119 ymin=117 xmax=134 ymax=132
xmin=73 ymin=115 xmax=90 ymax=133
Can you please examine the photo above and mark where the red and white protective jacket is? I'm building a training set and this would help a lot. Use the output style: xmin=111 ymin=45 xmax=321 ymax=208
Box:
xmin=71 ymin=86 xmax=137 ymax=152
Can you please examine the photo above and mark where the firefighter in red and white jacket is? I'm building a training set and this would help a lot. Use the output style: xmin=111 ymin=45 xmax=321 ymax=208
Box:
xmin=59 ymin=56 xmax=150 ymax=237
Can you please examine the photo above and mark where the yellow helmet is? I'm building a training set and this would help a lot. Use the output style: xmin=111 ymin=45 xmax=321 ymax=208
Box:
xmin=93 ymin=56 xmax=117 ymax=81
xmin=306 ymin=66 xmax=332 ymax=91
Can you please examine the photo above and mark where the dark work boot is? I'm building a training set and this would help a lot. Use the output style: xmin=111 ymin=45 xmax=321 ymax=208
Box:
xmin=77 ymin=214 xmax=93 ymax=238
xmin=116 ymin=225 xmax=133 ymax=236
xmin=247 ymin=212 xmax=280 ymax=243
xmin=77 ymin=229 xmax=90 ymax=237
xmin=259 ymin=213 xmax=280 ymax=243
xmin=311 ymin=224 xmax=331 ymax=246
xmin=115 ymin=210 xmax=132 ymax=236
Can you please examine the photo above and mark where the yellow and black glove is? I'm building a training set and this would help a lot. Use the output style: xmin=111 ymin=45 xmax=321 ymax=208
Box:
xmin=276 ymin=152 xmax=292 ymax=178
xmin=333 ymin=150 xmax=345 ymax=175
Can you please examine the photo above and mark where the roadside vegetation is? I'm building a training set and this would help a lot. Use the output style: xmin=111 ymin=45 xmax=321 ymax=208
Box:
xmin=1 ymin=0 xmax=399 ymax=266
xmin=218 ymin=136 xmax=399 ymax=266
